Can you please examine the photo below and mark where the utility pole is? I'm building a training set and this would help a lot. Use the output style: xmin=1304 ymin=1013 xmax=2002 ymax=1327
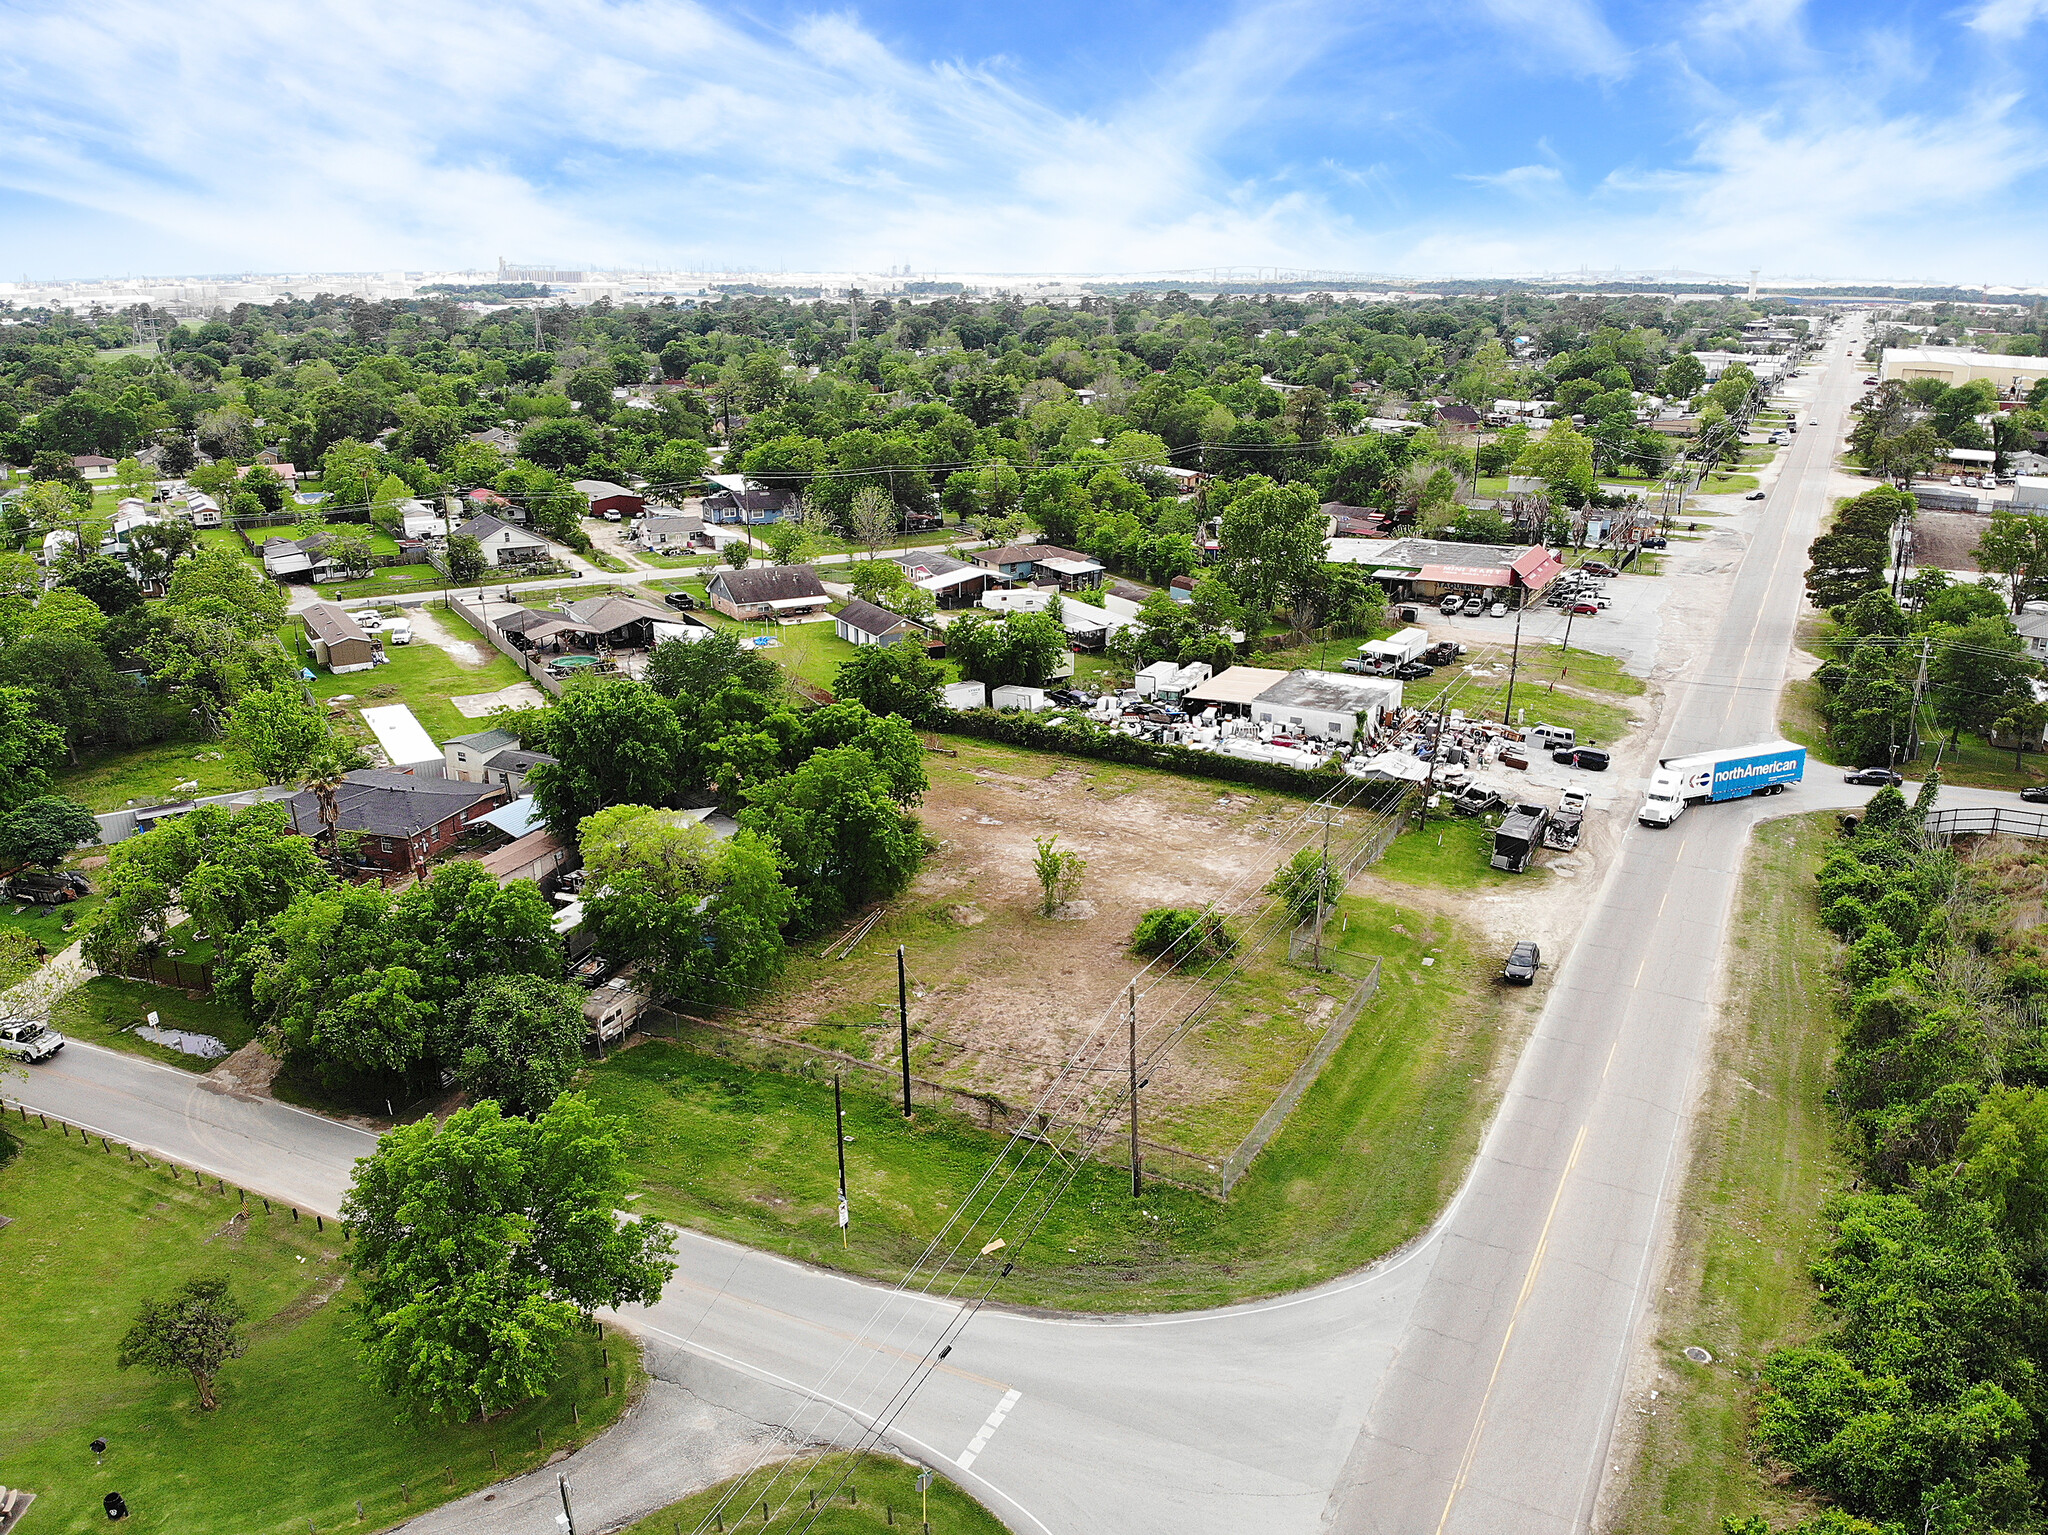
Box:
xmin=849 ymin=288 xmax=861 ymax=347
xmin=1906 ymin=635 xmax=1932 ymax=762
xmin=1501 ymin=596 xmax=1527 ymax=725
xmin=834 ymin=1074 xmax=850 ymax=1246
xmin=1127 ymin=986 xmax=1142 ymax=1198
xmin=557 ymin=1474 xmax=577 ymax=1535
xmin=897 ymin=945 xmax=912 ymax=1118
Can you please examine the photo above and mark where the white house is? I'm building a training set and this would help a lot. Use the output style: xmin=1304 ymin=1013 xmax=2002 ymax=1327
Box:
xmin=71 ymin=455 xmax=117 ymax=480
xmin=834 ymin=598 xmax=929 ymax=647
xmin=2018 ymin=611 xmax=2048 ymax=663
xmin=452 ymin=513 xmax=549 ymax=566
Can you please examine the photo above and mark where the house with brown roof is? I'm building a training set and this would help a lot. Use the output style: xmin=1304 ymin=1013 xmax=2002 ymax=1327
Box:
xmin=705 ymin=565 xmax=829 ymax=620
xmin=966 ymin=543 xmax=1104 ymax=591
xmin=302 ymin=602 xmax=378 ymax=674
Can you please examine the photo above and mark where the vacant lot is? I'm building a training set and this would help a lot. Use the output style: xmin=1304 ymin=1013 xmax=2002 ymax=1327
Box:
xmin=1912 ymin=509 xmax=1985 ymax=572
xmin=0 ymin=1125 xmax=636 ymax=1534
xmin=751 ymin=737 xmax=1364 ymax=1157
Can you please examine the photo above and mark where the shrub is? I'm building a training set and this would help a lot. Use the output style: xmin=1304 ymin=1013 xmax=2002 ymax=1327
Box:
xmin=1131 ymin=907 xmax=1237 ymax=966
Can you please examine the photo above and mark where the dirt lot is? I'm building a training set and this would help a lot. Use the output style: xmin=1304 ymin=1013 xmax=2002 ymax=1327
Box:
xmin=1911 ymin=509 xmax=1985 ymax=572
xmin=750 ymin=740 xmax=1404 ymax=1158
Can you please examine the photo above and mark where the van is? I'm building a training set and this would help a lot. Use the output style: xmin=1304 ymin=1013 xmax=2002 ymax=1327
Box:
xmin=1526 ymin=724 xmax=1575 ymax=752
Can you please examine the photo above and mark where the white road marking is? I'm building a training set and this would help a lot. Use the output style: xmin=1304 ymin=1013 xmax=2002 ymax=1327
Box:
xmin=957 ymin=1388 xmax=1023 ymax=1470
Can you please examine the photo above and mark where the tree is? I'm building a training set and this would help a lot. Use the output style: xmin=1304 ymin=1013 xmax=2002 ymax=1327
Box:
xmin=1519 ymin=421 xmax=1596 ymax=502
xmin=740 ymin=746 xmax=925 ymax=930
xmin=525 ymin=681 xmax=689 ymax=839
xmin=565 ymin=364 xmax=618 ymax=422
xmin=1975 ymin=510 xmax=2048 ymax=608
xmin=579 ymin=806 xmax=795 ymax=1004
xmin=226 ymin=685 xmax=331 ymax=783
xmin=1032 ymin=835 xmax=1085 ymax=916
xmin=1659 ymin=354 xmax=1706 ymax=401
xmin=340 ymin=1096 xmax=675 ymax=1422
xmin=445 ymin=533 xmax=486 ymax=585
xmin=1805 ymin=532 xmax=1889 ymax=610
xmin=117 ymin=1275 xmax=247 ymax=1412
xmin=518 ymin=417 xmax=602 ymax=471
xmin=60 ymin=555 xmax=144 ymax=615
xmin=644 ymin=625 xmax=784 ymax=705
xmin=761 ymin=517 xmax=816 ymax=566
xmin=1930 ymin=617 xmax=2039 ymax=750
xmin=1130 ymin=908 xmax=1236 ymax=966
xmin=446 ymin=974 xmax=589 ymax=1118
xmin=953 ymin=370 xmax=1021 ymax=428
xmin=0 ymin=686 xmax=66 ymax=814
xmin=330 ymin=533 xmax=375 ymax=581
xmin=0 ymin=796 xmax=101 ymax=871
xmin=1215 ymin=477 xmax=1328 ymax=619
xmin=834 ymin=639 xmax=945 ymax=724
xmin=847 ymin=483 xmax=898 ymax=560
xmin=945 ymin=609 xmax=1070 ymax=688
xmin=165 ymin=547 xmax=288 ymax=630
xmin=298 ymin=747 xmax=356 ymax=857
xmin=1452 ymin=339 xmax=1515 ymax=410
xmin=1867 ymin=424 xmax=1941 ymax=489
xmin=1265 ymin=845 xmax=1342 ymax=926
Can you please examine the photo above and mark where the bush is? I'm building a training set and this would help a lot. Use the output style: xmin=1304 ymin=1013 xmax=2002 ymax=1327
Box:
xmin=1131 ymin=908 xmax=1236 ymax=966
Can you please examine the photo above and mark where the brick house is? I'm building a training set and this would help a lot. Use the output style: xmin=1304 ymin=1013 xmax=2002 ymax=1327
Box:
xmin=705 ymin=565 xmax=829 ymax=620
xmin=284 ymin=771 xmax=508 ymax=874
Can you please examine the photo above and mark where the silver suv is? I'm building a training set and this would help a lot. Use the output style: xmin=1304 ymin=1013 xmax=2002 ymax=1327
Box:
xmin=0 ymin=1017 xmax=65 ymax=1063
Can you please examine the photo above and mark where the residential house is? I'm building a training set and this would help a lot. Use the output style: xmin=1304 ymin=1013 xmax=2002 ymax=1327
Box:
xmin=238 ymin=461 xmax=300 ymax=483
xmin=465 ymin=486 xmax=526 ymax=523
xmin=635 ymin=512 xmax=704 ymax=550
xmin=283 ymin=770 xmax=508 ymax=874
xmin=302 ymin=602 xmax=378 ymax=673
xmin=561 ymin=594 xmax=679 ymax=648
xmin=39 ymin=528 xmax=78 ymax=565
xmin=705 ymin=565 xmax=829 ymax=620
xmin=261 ymin=534 xmax=346 ymax=583
xmin=443 ymin=728 xmax=559 ymax=794
xmin=401 ymin=505 xmax=449 ymax=540
xmin=883 ymin=548 xmax=998 ymax=608
xmin=701 ymin=474 xmax=798 ymax=525
xmin=966 ymin=543 xmax=1105 ymax=592
xmin=71 ymin=455 xmax=117 ymax=480
xmin=2019 ymin=611 xmax=2048 ymax=664
xmin=479 ymin=827 xmax=573 ymax=889
xmin=574 ymin=479 xmax=644 ymax=518
xmin=453 ymin=513 xmax=549 ymax=567
xmin=169 ymin=488 xmax=223 ymax=528
xmin=834 ymin=597 xmax=929 ymax=647
xmin=1435 ymin=404 xmax=1484 ymax=434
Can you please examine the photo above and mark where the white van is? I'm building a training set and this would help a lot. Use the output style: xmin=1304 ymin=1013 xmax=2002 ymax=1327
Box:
xmin=1526 ymin=724 xmax=1575 ymax=753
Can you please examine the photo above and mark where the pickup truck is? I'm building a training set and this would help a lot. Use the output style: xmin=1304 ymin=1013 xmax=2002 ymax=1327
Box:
xmin=0 ymin=1016 xmax=65 ymax=1063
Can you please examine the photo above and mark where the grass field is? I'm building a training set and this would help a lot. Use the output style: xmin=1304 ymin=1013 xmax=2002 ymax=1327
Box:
xmin=239 ymin=521 xmax=403 ymax=558
xmin=1606 ymin=814 xmax=1844 ymax=1533
xmin=585 ymin=868 xmax=1514 ymax=1312
xmin=615 ymin=1453 xmax=1006 ymax=1535
xmin=53 ymin=741 xmax=264 ymax=812
xmin=0 ymin=889 xmax=102 ymax=958
xmin=1375 ymin=811 xmax=1546 ymax=891
xmin=303 ymin=614 xmax=529 ymax=741
xmin=48 ymin=978 xmax=256 ymax=1071
xmin=0 ymin=1125 xmax=640 ymax=1535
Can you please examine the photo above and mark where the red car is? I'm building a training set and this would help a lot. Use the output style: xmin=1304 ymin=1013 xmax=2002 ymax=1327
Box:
xmin=1569 ymin=600 xmax=1599 ymax=616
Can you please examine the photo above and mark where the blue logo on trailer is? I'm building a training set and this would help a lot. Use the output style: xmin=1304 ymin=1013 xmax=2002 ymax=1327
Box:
xmin=1710 ymin=747 xmax=1806 ymax=799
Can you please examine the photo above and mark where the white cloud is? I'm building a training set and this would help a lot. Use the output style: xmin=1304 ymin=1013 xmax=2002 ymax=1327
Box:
xmin=1476 ymin=0 xmax=1632 ymax=80
xmin=1461 ymin=163 xmax=1566 ymax=196
xmin=1966 ymin=0 xmax=2048 ymax=38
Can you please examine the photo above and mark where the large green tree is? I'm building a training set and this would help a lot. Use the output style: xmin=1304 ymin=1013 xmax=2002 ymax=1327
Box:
xmin=1214 ymin=477 xmax=1327 ymax=620
xmin=832 ymin=640 xmax=946 ymax=725
xmin=446 ymin=974 xmax=590 ymax=1118
xmin=341 ymin=1096 xmax=675 ymax=1422
xmin=945 ymin=609 xmax=1070 ymax=689
xmin=524 ymin=680 xmax=690 ymax=839
xmin=740 ymin=746 xmax=925 ymax=931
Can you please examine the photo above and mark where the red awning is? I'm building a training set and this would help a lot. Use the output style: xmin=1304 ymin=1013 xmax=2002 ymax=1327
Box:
xmin=1417 ymin=563 xmax=1513 ymax=586
xmin=1510 ymin=546 xmax=1564 ymax=591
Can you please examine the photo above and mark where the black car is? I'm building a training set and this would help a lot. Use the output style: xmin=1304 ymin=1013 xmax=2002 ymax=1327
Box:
xmin=1552 ymin=747 xmax=1610 ymax=771
xmin=2022 ymin=786 xmax=2048 ymax=804
xmin=1502 ymin=941 xmax=1541 ymax=985
xmin=1844 ymin=767 xmax=1903 ymax=787
xmin=662 ymin=590 xmax=696 ymax=611
xmin=1394 ymin=661 xmax=1435 ymax=681
xmin=1046 ymin=688 xmax=1089 ymax=707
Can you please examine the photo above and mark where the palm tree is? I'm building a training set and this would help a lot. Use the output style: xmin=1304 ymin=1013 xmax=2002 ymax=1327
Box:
xmin=300 ymin=747 xmax=354 ymax=859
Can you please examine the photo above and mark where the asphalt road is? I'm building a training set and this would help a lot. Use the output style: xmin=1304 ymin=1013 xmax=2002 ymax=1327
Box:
xmin=7 ymin=320 xmax=2011 ymax=1534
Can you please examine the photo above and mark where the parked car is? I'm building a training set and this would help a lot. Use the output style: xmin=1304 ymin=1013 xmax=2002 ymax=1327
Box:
xmin=346 ymin=611 xmax=384 ymax=633
xmin=602 ymin=508 xmax=623 ymax=521
xmin=1581 ymin=562 xmax=1618 ymax=577
xmin=1439 ymin=594 xmax=1462 ymax=616
xmin=1568 ymin=601 xmax=1600 ymax=616
xmin=1501 ymin=941 xmax=1541 ymax=985
xmin=0 ymin=1017 xmax=64 ymax=1062
xmin=1461 ymin=596 xmax=1485 ymax=616
xmin=1488 ymin=600 xmax=1508 ymax=618
xmin=1844 ymin=767 xmax=1903 ymax=786
xmin=1745 ymin=490 xmax=1766 ymax=500
xmin=1553 ymin=747 xmax=1610 ymax=771
xmin=384 ymin=619 xmax=412 ymax=645
xmin=1393 ymin=661 xmax=1435 ymax=681
xmin=1951 ymin=474 xmax=1964 ymax=486
xmin=1046 ymin=688 xmax=1089 ymax=707
xmin=662 ymin=590 xmax=697 ymax=611
xmin=1451 ymin=785 xmax=1504 ymax=817
xmin=1423 ymin=641 xmax=1464 ymax=666
xmin=2021 ymin=786 xmax=2048 ymax=804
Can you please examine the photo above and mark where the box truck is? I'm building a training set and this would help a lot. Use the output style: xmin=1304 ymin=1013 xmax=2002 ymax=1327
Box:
xmin=1638 ymin=739 xmax=1806 ymax=826
xmin=1354 ymin=626 xmax=1430 ymax=674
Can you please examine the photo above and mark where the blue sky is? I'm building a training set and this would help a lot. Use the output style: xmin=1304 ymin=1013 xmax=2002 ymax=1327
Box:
xmin=2 ymin=0 xmax=2046 ymax=283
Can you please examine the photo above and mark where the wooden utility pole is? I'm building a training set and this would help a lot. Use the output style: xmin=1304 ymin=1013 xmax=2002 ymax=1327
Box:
xmin=897 ymin=945 xmax=912 ymax=1118
xmin=1127 ymin=987 xmax=1142 ymax=1198
xmin=834 ymin=1074 xmax=850 ymax=1246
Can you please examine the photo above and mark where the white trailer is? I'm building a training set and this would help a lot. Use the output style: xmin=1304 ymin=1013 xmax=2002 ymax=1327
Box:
xmin=1358 ymin=626 xmax=1429 ymax=669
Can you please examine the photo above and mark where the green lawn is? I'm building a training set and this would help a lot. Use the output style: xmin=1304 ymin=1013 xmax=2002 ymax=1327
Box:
xmin=53 ymin=741 xmax=264 ymax=813
xmin=585 ymin=873 xmax=1516 ymax=1312
xmin=616 ymin=1453 xmax=1005 ymax=1535
xmin=631 ymin=549 xmax=714 ymax=569
xmin=1375 ymin=811 xmax=1547 ymax=892
xmin=0 ymin=1125 xmax=640 ymax=1535
xmin=48 ymin=978 xmax=255 ymax=1072
xmin=0 ymin=891 xmax=102 ymax=961
xmin=240 ymin=521 xmax=402 ymax=558
xmin=1607 ymin=815 xmax=1845 ymax=1533
xmin=302 ymin=611 xmax=529 ymax=741
xmin=685 ymin=606 xmax=871 ymax=693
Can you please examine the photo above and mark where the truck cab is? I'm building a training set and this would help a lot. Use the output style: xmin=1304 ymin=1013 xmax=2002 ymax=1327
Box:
xmin=1637 ymin=771 xmax=1686 ymax=827
xmin=0 ymin=1017 xmax=65 ymax=1063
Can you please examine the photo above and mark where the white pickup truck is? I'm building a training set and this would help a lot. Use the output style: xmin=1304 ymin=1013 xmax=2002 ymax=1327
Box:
xmin=0 ymin=1016 xmax=66 ymax=1063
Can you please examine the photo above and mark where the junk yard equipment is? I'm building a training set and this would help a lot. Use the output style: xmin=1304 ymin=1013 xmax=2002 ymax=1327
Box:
xmin=1638 ymin=739 xmax=1806 ymax=827
xmin=1490 ymin=802 xmax=1551 ymax=872
xmin=1544 ymin=789 xmax=1587 ymax=850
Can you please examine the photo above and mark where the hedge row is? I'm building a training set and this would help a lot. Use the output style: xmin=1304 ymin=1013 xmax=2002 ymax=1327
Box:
xmin=939 ymin=709 xmax=1413 ymax=805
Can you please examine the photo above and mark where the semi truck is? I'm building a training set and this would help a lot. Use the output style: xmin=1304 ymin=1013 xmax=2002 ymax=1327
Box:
xmin=1637 ymin=739 xmax=1806 ymax=827
xmin=1490 ymin=802 xmax=1551 ymax=872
